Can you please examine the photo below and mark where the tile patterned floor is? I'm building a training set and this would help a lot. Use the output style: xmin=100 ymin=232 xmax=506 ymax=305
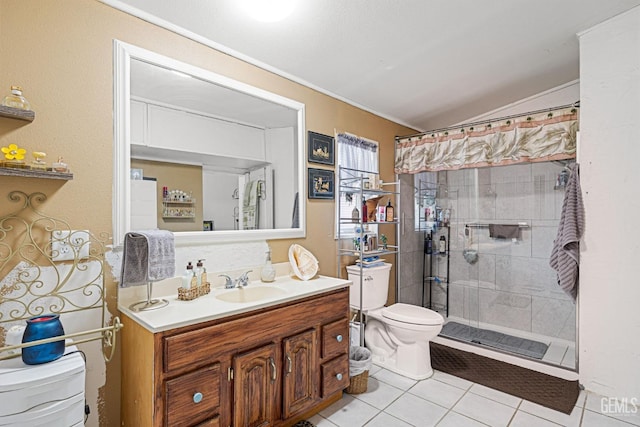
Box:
xmin=310 ymin=365 xmax=640 ymax=427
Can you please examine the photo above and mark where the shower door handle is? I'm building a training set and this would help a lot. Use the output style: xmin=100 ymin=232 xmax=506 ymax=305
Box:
xmin=402 ymin=212 xmax=405 ymax=235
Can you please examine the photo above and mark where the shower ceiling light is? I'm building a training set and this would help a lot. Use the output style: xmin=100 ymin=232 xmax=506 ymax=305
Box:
xmin=241 ymin=0 xmax=296 ymax=22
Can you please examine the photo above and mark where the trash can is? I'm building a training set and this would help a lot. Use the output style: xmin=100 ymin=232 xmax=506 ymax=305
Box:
xmin=345 ymin=346 xmax=372 ymax=394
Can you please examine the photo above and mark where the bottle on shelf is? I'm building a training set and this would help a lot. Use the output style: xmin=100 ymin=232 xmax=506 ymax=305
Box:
xmin=385 ymin=199 xmax=394 ymax=222
xmin=425 ymin=233 xmax=433 ymax=254
xmin=1 ymin=86 xmax=31 ymax=110
xmin=439 ymin=235 xmax=447 ymax=254
xmin=351 ymin=205 xmax=360 ymax=223
xmin=443 ymin=208 xmax=451 ymax=226
xmin=362 ymin=198 xmax=368 ymax=223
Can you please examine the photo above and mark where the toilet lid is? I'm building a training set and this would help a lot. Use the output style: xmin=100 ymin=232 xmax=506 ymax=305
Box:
xmin=382 ymin=303 xmax=444 ymax=326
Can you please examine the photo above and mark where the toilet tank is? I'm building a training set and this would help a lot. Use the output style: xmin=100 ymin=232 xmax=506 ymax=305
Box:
xmin=346 ymin=262 xmax=391 ymax=310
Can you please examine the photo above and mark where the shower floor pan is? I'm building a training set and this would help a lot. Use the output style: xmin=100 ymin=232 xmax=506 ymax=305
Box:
xmin=439 ymin=321 xmax=549 ymax=359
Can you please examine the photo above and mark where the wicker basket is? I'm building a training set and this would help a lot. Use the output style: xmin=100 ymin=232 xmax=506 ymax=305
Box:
xmin=177 ymin=282 xmax=211 ymax=301
xmin=345 ymin=370 xmax=369 ymax=394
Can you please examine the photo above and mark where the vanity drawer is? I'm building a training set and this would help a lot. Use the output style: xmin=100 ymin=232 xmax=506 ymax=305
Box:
xmin=321 ymin=318 xmax=349 ymax=359
xmin=165 ymin=364 xmax=221 ymax=427
xmin=194 ymin=417 xmax=220 ymax=427
xmin=320 ymin=354 xmax=349 ymax=398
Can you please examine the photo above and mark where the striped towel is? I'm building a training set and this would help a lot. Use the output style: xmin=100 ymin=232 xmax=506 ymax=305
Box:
xmin=549 ymin=164 xmax=584 ymax=300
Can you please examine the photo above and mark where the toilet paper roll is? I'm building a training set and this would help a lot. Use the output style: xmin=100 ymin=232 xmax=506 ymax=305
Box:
xmin=0 ymin=325 xmax=26 ymax=357
xmin=6 ymin=325 xmax=26 ymax=346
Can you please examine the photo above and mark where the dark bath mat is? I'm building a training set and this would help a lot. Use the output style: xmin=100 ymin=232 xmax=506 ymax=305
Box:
xmin=292 ymin=421 xmax=315 ymax=427
xmin=440 ymin=321 xmax=549 ymax=359
xmin=430 ymin=342 xmax=580 ymax=414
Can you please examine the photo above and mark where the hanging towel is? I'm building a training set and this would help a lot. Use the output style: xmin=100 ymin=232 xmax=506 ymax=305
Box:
xmin=488 ymin=224 xmax=520 ymax=239
xmin=549 ymin=163 xmax=584 ymax=301
xmin=242 ymin=180 xmax=260 ymax=230
xmin=120 ymin=229 xmax=175 ymax=287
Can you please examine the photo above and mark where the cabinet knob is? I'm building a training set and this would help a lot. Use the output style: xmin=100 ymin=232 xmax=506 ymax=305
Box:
xmin=336 ymin=334 xmax=343 ymax=343
xmin=193 ymin=392 xmax=203 ymax=403
xmin=336 ymin=373 xmax=343 ymax=381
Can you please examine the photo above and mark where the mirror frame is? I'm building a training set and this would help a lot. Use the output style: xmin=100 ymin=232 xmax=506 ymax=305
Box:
xmin=113 ymin=40 xmax=306 ymax=247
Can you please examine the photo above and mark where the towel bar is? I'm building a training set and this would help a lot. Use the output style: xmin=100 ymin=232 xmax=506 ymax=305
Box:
xmin=465 ymin=223 xmax=529 ymax=228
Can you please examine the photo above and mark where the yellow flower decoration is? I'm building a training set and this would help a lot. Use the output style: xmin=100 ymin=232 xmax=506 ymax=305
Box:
xmin=1 ymin=143 xmax=26 ymax=161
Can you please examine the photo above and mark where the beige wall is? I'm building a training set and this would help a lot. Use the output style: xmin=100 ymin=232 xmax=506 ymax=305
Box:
xmin=0 ymin=1 xmax=414 ymax=425
xmin=131 ymin=159 xmax=204 ymax=232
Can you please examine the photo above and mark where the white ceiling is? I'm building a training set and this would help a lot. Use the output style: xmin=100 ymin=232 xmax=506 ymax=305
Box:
xmin=108 ymin=0 xmax=640 ymax=131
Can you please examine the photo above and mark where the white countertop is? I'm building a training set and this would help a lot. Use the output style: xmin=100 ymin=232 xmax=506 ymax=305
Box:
xmin=118 ymin=274 xmax=351 ymax=333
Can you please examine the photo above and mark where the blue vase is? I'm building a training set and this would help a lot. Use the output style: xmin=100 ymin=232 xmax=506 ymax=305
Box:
xmin=21 ymin=314 xmax=65 ymax=365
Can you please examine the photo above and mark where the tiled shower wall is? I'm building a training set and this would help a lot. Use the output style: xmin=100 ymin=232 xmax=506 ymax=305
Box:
xmin=398 ymin=161 xmax=576 ymax=342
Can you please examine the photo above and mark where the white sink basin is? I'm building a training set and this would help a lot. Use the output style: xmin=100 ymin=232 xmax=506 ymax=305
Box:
xmin=215 ymin=286 xmax=287 ymax=303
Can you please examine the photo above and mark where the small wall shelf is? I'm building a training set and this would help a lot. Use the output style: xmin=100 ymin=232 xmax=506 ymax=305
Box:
xmin=0 ymin=166 xmax=73 ymax=180
xmin=162 ymin=187 xmax=195 ymax=217
xmin=162 ymin=198 xmax=195 ymax=219
xmin=0 ymin=105 xmax=35 ymax=122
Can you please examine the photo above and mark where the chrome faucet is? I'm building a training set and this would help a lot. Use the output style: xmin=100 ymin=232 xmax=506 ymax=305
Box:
xmin=218 ymin=270 xmax=252 ymax=289
xmin=219 ymin=274 xmax=234 ymax=289
xmin=235 ymin=270 xmax=252 ymax=288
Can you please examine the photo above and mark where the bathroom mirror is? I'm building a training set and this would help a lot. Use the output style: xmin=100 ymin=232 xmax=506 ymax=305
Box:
xmin=113 ymin=41 xmax=306 ymax=247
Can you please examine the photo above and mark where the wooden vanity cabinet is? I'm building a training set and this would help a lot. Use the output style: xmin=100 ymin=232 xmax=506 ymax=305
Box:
xmin=282 ymin=329 xmax=318 ymax=419
xmin=121 ymin=287 xmax=350 ymax=427
xmin=233 ymin=343 xmax=279 ymax=427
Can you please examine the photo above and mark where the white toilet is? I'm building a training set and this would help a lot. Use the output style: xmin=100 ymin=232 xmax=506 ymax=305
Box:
xmin=347 ymin=263 xmax=444 ymax=380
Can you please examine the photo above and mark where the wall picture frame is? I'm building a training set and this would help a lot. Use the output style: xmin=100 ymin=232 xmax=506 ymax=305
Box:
xmin=307 ymin=131 xmax=334 ymax=165
xmin=308 ymin=168 xmax=335 ymax=199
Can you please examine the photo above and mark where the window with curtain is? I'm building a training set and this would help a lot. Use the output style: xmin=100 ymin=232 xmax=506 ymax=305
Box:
xmin=335 ymin=133 xmax=379 ymax=238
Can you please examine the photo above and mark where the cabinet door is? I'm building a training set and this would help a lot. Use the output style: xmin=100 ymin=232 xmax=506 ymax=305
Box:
xmin=282 ymin=329 xmax=318 ymax=418
xmin=233 ymin=343 xmax=278 ymax=427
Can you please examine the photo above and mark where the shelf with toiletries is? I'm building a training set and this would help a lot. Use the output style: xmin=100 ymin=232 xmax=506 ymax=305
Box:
xmin=423 ymin=224 xmax=450 ymax=317
xmin=337 ymin=166 xmax=400 ymax=346
xmin=416 ymin=176 xmax=451 ymax=317
xmin=0 ymin=166 xmax=73 ymax=180
xmin=162 ymin=208 xmax=195 ymax=219
xmin=161 ymin=188 xmax=196 ymax=218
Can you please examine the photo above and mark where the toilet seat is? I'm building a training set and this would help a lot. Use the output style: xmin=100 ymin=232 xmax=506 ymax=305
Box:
xmin=382 ymin=303 xmax=443 ymax=326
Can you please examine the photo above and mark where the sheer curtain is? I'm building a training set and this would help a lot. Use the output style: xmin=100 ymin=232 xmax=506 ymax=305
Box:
xmin=336 ymin=133 xmax=378 ymax=238
xmin=338 ymin=133 xmax=378 ymax=173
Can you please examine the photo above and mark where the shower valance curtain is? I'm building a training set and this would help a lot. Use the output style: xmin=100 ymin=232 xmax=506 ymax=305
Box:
xmin=395 ymin=106 xmax=578 ymax=174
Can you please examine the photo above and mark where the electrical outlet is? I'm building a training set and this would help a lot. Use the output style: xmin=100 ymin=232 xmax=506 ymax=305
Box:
xmin=51 ymin=230 xmax=90 ymax=262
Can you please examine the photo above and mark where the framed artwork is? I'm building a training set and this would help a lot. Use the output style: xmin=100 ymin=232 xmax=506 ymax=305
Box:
xmin=307 ymin=131 xmax=334 ymax=165
xmin=308 ymin=168 xmax=335 ymax=199
xmin=203 ymin=220 xmax=214 ymax=231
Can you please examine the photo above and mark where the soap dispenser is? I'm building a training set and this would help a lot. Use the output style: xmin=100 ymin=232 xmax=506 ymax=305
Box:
xmin=261 ymin=247 xmax=276 ymax=283
xmin=195 ymin=259 xmax=207 ymax=286
xmin=182 ymin=262 xmax=196 ymax=289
